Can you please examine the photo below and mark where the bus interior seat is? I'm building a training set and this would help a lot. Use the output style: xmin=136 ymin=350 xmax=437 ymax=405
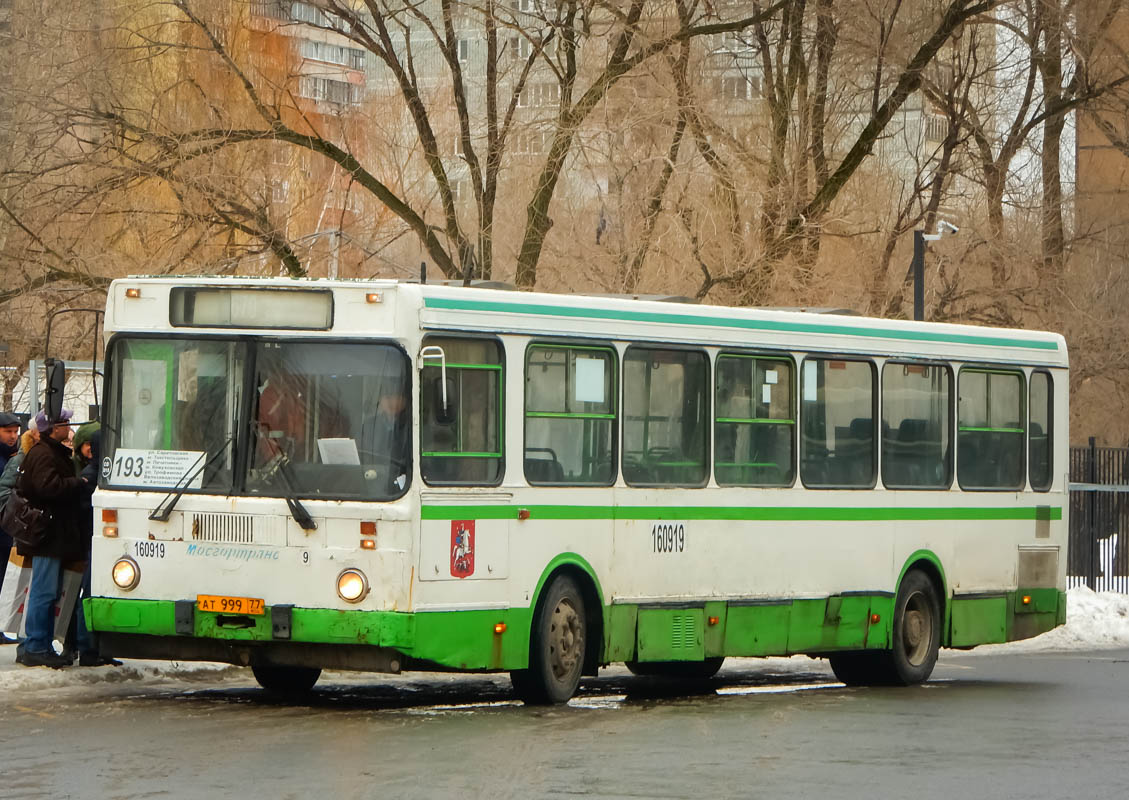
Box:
xmin=525 ymin=450 xmax=565 ymax=483
xmin=887 ymin=417 xmax=933 ymax=486
xmin=828 ymin=417 xmax=875 ymax=483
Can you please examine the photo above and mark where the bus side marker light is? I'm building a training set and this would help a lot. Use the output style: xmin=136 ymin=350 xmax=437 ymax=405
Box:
xmin=103 ymin=526 xmax=119 ymax=538
xmin=1022 ymin=595 xmax=1032 ymax=606
xmin=360 ymin=521 xmax=377 ymax=536
xmin=360 ymin=539 xmax=376 ymax=550
xmin=708 ymin=616 xmax=719 ymax=626
xmin=125 ymin=288 xmax=141 ymax=299
xmin=365 ymin=292 xmax=383 ymax=304
xmin=102 ymin=509 xmax=117 ymax=523
xmin=870 ymin=614 xmax=881 ymax=624
xmin=494 ymin=623 xmax=506 ymax=635
xmin=518 ymin=509 xmax=530 ymax=521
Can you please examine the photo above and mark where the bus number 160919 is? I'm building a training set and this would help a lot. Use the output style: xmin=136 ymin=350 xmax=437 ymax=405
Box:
xmin=652 ymin=523 xmax=685 ymax=553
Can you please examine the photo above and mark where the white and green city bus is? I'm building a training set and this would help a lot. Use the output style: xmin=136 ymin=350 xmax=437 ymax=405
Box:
xmin=84 ymin=277 xmax=1067 ymax=702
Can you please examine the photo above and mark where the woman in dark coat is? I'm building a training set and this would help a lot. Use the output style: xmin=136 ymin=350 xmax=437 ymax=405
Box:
xmin=16 ymin=410 xmax=87 ymax=668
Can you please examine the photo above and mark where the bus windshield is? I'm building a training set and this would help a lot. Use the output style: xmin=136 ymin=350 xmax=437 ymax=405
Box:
xmin=103 ymin=337 xmax=411 ymax=501
xmin=246 ymin=341 xmax=410 ymax=500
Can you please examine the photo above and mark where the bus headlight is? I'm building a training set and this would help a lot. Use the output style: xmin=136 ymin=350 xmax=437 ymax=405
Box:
xmin=336 ymin=568 xmax=368 ymax=603
xmin=112 ymin=557 xmax=140 ymax=591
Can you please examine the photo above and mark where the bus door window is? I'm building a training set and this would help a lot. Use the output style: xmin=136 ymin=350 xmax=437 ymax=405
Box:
xmin=524 ymin=344 xmax=617 ymax=485
xmin=623 ymin=347 xmax=708 ymax=487
xmin=881 ymin=363 xmax=953 ymax=489
xmin=958 ymin=368 xmax=1025 ymax=490
xmin=801 ymin=358 xmax=876 ymax=488
xmin=714 ymin=354 xmax=794 ymax=487
xmin=420 ymin=336 xmax=504 ymax=486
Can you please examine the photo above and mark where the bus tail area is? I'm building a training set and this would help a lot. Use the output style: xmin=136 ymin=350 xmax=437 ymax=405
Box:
xmin=84 ymin=278 xmax=1067 ymax=702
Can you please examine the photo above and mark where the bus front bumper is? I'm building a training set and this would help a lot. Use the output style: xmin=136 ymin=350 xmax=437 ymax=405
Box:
xmin=84 ymin=597 xmax=530 ymax=672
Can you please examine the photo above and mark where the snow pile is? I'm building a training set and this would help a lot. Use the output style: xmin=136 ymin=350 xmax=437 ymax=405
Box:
xmin=0 ymin=657 xmax=241 ymax=692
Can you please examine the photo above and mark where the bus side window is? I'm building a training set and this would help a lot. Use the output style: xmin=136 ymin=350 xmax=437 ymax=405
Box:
xmin=1029 ymin=371 xmax=1052 ymax=491
xmin=524 ymin=344 xmax=617 ymax=485
xmin=420 ymin=336 xmax=504 ymax=486
xmin=800 ymin=358 xmax=876 ymax=488
xmin=714 ymin=354 xmax=794 ymax=487
xmin=623 ymin=347 xmax=708 ymax=487
xmin=881 ymin=363 xmax=952 ymax=489
xmin=958 ymin=368 xmax=1025 ymax=490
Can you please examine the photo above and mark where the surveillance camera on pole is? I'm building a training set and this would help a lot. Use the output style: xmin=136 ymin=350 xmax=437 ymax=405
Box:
xmin=913 ymin=220 xmax=960 ymax=321
xmin=924 ymin=220 xmax=959 ymax=242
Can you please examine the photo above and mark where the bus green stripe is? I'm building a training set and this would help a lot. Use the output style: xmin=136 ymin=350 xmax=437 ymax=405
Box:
xmin=423 ymin=297 xmax=1060 ymax=351
xmin=420 ymin=505 xmax=1063 ymax=522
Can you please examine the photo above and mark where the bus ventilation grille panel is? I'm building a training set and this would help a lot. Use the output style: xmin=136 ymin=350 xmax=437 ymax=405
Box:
xmin=189 ymin=513 xmax=287 ymax=546
xmin=671 ymin=613 xmax=699 ymax=651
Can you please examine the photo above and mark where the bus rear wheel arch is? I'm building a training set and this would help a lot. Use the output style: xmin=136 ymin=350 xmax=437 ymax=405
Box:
xmin=829 ymin=568 xmax=941 ymax=686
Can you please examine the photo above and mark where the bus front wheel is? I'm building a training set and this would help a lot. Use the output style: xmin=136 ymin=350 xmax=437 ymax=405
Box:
xmin=511 ymin=574 xmax=587 ymax=705
xmin=252 ymin=665 xmax=322 ymax=694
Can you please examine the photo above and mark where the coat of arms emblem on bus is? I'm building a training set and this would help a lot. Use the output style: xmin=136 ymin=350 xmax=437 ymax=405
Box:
xmin=450 ymin=520 xmax=475 ymax=578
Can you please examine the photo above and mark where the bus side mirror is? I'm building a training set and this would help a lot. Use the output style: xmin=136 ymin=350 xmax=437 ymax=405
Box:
xmin=434 ymin=376 xmax=458 ymax=425
xmin=45 ymin=358 xmax=66 ymax=422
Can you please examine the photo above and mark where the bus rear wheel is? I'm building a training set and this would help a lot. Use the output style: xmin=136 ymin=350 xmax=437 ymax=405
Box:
xmin=252 ymin=665 xmax=322 ymax=694
xmin=511 ymin=574 xmax=586 ymax=705
xmin=626 ymin=657 xmax=724 ymax=680
xmin=888 ymin=569 xmax=941 ymax=685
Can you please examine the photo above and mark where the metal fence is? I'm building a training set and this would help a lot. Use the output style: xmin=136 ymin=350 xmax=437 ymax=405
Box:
xmin=1069 ymin=439 xmax=1129 ymax=593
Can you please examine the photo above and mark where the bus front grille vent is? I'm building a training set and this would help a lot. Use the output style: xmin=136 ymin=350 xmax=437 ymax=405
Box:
xmin=190 ymin=513 xmax=285 ymax=546
xmin=671 ymin=613 xmax=698 ymax=650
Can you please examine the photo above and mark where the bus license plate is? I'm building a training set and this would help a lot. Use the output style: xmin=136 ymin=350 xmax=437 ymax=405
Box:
xmin=197 ymin=595 xmax=265 ymax=615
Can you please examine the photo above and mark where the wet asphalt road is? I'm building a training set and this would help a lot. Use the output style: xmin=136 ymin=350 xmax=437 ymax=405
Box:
xmin=1 ymin=649 xmax=1127 ymax=800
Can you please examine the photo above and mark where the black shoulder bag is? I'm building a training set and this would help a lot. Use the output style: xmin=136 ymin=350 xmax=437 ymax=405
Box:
xmin=0 ymin=488 xmax=52 ymax=550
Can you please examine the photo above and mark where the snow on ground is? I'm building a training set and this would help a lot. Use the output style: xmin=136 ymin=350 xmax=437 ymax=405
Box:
xmin=1 ymin=588 xmax=1127 ymax=692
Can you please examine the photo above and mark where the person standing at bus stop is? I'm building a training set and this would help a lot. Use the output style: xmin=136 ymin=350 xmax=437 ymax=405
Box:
xmin=15 ymin=409 xmax=89 ymax=668
xmin=65 ymin=422 xmax=120 ymax=667
xmin=0 ymin=412 xmax=21 ymax=643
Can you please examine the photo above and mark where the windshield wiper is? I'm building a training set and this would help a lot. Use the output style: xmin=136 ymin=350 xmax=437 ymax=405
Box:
xmin=252 ymin=424 xmax=317 ymax=531
xmin=148 ymin=434 xmax=236 ymax=522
